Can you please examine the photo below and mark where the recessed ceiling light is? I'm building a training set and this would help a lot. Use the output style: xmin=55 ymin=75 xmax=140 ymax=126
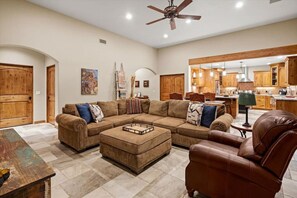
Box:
xmin=235 ymin=1 xmax=244 ymax=8
xmin=185 ymin=19 xmax=192 ymax=24
xmin=163 ymin=34 xmax=168 ymax=38
xmin=125 ymin=13 xmax=133 ymax=20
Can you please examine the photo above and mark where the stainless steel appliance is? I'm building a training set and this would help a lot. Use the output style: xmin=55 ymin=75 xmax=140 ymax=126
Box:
xmin=279 ymin=88 xmax=287 ymax=95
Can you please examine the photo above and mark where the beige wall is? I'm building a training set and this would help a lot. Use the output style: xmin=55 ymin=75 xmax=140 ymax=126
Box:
xmin=0 ymin=0 xmax=158 ymax=113
xmin=0 ymin=47 xmax=46 ymax=121
xmin=158 ymin=18 xmax=297 ymax=98
xmin=135 ymin=68 xmax=158 ymax=99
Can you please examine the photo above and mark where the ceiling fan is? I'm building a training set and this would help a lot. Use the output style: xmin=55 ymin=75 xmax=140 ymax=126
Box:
xmin=146 ymin=0 xmax=201 ymax=30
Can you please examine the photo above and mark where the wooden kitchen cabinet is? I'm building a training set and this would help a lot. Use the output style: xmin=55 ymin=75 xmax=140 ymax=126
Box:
xmin=191 ymin=68 xmax=205 ymax=87
xmin=285 ymin=56 xmax=297 ymax=85
xmin=253 ymin=71 xmax=271 ymax=87
xmin=270 ymin=63 xmax=285 ymax=87
xmin=222 ymin=73 xmax=238 ymax=87
xmin=276 ymin=100 xmax=297 ymax=116
xmin=253 ymin=95 xmax=273 ymax=110
xmin=279 ymin=65 xmax=287 ymax=87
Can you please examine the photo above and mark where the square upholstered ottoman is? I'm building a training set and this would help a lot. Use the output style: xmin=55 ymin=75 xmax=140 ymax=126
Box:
xmin=99 ymin=126 xmax=171 ymax=174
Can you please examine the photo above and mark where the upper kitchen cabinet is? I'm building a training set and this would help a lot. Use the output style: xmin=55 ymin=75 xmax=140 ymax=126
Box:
xmin=254 ymin=71 xmax=271 ymax=87
xmin=222 ymin=73 xmax=238 ymax=87
xmin=285 ymin=56 xmax=297 ymax=85
xmin=191 ymin=68 xmax=205 ymax=87
xmin=270 ymin=63 xmax=285 ymax=87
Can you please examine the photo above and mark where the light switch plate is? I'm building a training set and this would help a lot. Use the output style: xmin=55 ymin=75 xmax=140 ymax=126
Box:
xmin=36 ymin=91 xmax=41 ymax=95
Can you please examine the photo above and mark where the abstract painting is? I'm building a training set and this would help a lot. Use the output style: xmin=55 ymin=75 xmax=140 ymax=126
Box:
xmin=81 ymin=68 xmax=98 ymax=95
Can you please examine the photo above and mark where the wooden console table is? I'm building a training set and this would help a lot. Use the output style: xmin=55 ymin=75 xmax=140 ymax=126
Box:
xmin=0 ymin=129 xmax=55 ymax=198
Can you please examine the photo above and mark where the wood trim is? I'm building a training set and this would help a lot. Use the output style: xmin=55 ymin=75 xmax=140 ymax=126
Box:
xmin=0 ymin=62 xmax=33 ymax=68
xmin=34 ymin=120 xmax=46 ymax=124
xmin=189 ymin=44 xmax=297 ymax=65
xmin=160 ymin=73 xmax=185 ymax=77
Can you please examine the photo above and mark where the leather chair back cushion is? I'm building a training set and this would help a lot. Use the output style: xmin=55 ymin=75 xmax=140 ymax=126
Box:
xmin=253 ymin=110 xmax=297 ymax=155
xmin=149 ymin=100 xmax=168 ymax=117
xmin=168 ymin=100 xmax=189 ymax=119
xmin=238 ymin=137 xmax=262 ymax=162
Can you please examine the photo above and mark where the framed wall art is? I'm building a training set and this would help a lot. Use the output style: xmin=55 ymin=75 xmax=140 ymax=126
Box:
xmin=143 ymin=80 xmax=149 ymax=88
xmin=81 ymin=68 xmax=98 ymax=95
xmin=135 ymin=80 xmax=140 ymax=88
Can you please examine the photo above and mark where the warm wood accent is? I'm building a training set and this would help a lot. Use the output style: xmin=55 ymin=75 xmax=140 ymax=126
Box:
xmin=47 ymin=65 xmax=55 ymax=124
xmin=215 ymin=97 xmax=238 ymax=119
xmin=253 ymin=71 xmax=271 ymax=87
xmin=0 ymin=64 xmax=33 ymax=128
xmin=285 ymin=56 xmax=297 ymax=85
xmin=0 ymin=129 xmax=55 ymax=197
xmin=202 ymin=69 xmax=220 ymax=93
xmin=270 ymin=62 xmax=286 ymax=87
xmin=276 ymin=100 xmax=297 ymax=116
xmin=191 ymin=68 xmax=205 ymax=87
xmin=189 ymin=44 xmax=297 ymax=65
xmin=253 ymin=95 xmax=273 ymax=110
xmin=279 ymin=65 xmax=287 ymax=87
xmin=160 ymin=74 xmax=184 ymax=101
xmin=222 ymin=73 xmax=238 ymax=87
xmin=34 ymin=120 xmax=46 ymax=124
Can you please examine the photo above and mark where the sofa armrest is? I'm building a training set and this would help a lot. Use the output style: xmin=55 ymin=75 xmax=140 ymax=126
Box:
xmin=208 ymin=130 xmax=245 ymax=148
xmin=56 ymin=114 xmax=87 ymax=133
xmin=210 ymin=113 xmax=233 ymax=132
xmin=189 ymin=144 xmax=281 ymax=191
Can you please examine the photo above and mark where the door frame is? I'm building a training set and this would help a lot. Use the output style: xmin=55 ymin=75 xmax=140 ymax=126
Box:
xmin=46 ymin=65 xmax=55 ymax=123
xmin=160 ymin=73 xmax=185 ymax=101
xmin=0 ymin=63 xmax=34 ymax=127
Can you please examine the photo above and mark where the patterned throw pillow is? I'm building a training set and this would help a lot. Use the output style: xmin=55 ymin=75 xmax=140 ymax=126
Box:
xmin=126 ymin=99 xmax=142 ymax=114
xmin=89 ymin=104 xmax=104 ymax=123
xmin=186 ymin=102 xmax=204 ymax=125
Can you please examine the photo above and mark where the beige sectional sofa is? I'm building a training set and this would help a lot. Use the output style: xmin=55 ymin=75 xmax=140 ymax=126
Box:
xmin=56 ymin=99 xmax=233 ymax=151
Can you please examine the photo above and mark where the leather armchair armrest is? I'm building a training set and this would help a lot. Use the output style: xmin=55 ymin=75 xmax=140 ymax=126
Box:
xmin=210 ymin=113 xmax=233 ymax=132
xmin=208 ymin=130 xmax=245 ymax=148
xmin=189 ymin=144 xmax=281 ymax=191
xmin=56 ymin=114 xmax=87 ymax=133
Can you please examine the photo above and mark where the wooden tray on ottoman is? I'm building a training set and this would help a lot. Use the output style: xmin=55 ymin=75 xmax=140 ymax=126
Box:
xmin=122 ymin=123 xmax=154 ymax=135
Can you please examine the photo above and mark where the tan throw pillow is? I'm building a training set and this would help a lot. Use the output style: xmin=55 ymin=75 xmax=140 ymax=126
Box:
xmin=117 ymin=99 xmax=127 ymax=115
xmin=89 ymin=104 xmax=104 ymax=123
xmin=149 ymin=100 xmax=168 ymax=117
xmin=126 ymin=99 xmax=142 ymax=114
xmin=97 ymin=101 xmax=118 ymax=117
xmin=140 ymin=99 xmax=150 ymax=113
xmin=186 ymin=102 xmax=204 ymax=126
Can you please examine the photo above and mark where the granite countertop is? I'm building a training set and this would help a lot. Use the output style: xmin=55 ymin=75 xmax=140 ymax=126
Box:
xmin=273 ymin=96 xmax=297 ymax=101
xmin=215 ymin=95 xmax=239 ymax=99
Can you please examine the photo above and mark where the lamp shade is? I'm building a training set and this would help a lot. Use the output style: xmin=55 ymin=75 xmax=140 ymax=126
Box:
xmin=238 ymin=93 xmax=256 ymax=106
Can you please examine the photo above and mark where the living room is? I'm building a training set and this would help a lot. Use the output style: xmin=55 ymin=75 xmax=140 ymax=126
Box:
xmin=0 ymin=0 xmax=297 ymax=197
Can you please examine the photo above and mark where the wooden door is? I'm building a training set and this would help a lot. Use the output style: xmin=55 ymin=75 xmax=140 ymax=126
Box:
xmin=160 ymin=74 xmax=184 ymax=101
xmin=47 ymin=65 xmax=55 ymax=124
xmin=0 ymin=64 xmax=33 ymax=128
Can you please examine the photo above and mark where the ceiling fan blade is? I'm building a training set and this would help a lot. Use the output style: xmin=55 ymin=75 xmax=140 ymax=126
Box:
xmin=176 ymin=0 xmax=192 ymax=13
xmin=147 ymin=5 xmax=165 ymax=14
xmin=146 ymin=17 xmax=166 ymax=25
xmin=177 ymin=14 xmax=201 ymax=20
xmin=170 ymin=18 xmax=176 ymax=30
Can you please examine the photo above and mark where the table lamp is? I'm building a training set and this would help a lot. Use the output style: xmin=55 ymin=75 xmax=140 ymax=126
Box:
xmin=238 ymin=93 xmax=256 ymax=127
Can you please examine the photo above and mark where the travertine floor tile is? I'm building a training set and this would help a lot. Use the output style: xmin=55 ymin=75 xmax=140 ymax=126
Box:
xmin=83 ymin=187 xmax=113 ymax=198
xmin=52 ymin=185 xmax=69 ymax=198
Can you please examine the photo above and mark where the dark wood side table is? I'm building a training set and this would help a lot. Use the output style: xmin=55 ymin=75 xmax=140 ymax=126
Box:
xmin=0 ymin=129 xmax=55 ymax=198
xmin=231 ymin=123 xmax=253 ymax=138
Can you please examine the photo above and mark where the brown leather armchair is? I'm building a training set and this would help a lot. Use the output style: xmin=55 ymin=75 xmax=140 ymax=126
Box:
xmin=186 ymin=110 xmax=297 ymax=198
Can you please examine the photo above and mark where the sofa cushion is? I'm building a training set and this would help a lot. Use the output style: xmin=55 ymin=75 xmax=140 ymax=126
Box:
xmin=177 ymin=123 xmax=210 ymax=139
xmin=64 ymin=104 xmax=80 ymax=116
xmin=98 ymin=101 xmax=118 ymax=117
xmin=89 ymin=104 xmax=104 ymax=123
xmin=201 ymin=105 xmax=217 ymax=128
xmin=153 ymin=117 xmax=186 ymax=133
xmin=140 ymin=99 xmax=150 ymax=114
xmin=104 ymin=114 xmax=140 ymax=127
xmin=99 ymin=126 xmax=171 ymax=155
xmin=133 ymin=114 xmax=164 ymax=125
xmin=168 ymin=100 xmax=190 ymax=119
xmin=149 ymin=100 xmax=168 ymax=117
xmin=87 ymin=121 xmax=113 ymax=136
xmin=126 ymin=99 xmax=142 ymax=114
xmin=117 ymin=99 xmax=127 ymax=115
xmin=76 ymin=103 xmax=93 ymax=124
xmin=253 ymin=110 xmax=297 ymax=155
xmin=186 ymin=102 xmax=204 ymax=126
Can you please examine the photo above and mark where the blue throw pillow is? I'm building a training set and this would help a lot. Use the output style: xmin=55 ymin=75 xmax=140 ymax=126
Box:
xmin=76 ymin=103 xmax=92 ymax=124
xmin=201 ymin=106 xmax=217 ymax=128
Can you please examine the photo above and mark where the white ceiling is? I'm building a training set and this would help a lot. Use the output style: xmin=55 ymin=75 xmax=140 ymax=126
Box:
xmin=27 ymin=0 xmax=297 ymax=48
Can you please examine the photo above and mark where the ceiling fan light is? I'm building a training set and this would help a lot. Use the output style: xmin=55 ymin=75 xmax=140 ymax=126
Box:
xmin=185 ymin=19 xmax=192 ymax=24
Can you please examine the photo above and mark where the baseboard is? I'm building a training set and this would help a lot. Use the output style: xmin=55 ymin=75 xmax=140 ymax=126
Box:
xmin=34 ymin=120 xmax=46 ymax=124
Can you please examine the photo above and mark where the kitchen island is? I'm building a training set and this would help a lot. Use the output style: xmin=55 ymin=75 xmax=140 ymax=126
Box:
xmin=274 ymin=96 xmax=297 ymax=116
xmin=215 ymin=95 xmax=239 ymax=119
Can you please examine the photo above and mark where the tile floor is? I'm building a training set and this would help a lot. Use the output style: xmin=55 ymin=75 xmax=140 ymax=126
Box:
xmin=8 ymin=110 xmax=297 ymax=198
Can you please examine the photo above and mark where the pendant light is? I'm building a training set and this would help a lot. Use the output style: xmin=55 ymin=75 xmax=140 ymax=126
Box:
xmin=222 ymin=62 xmax=227 ymax=76
xmin=199 ymin=65 xmax=203 ymax=78
xmin=193 ymin=71 xmax=197 ymax=78
xmin=210 ymin=64 xmax=214 ymax=77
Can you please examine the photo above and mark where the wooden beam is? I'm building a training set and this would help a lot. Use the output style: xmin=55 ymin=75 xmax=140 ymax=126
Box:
xmin=189 ymin=44 xmax=297 ymax=65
